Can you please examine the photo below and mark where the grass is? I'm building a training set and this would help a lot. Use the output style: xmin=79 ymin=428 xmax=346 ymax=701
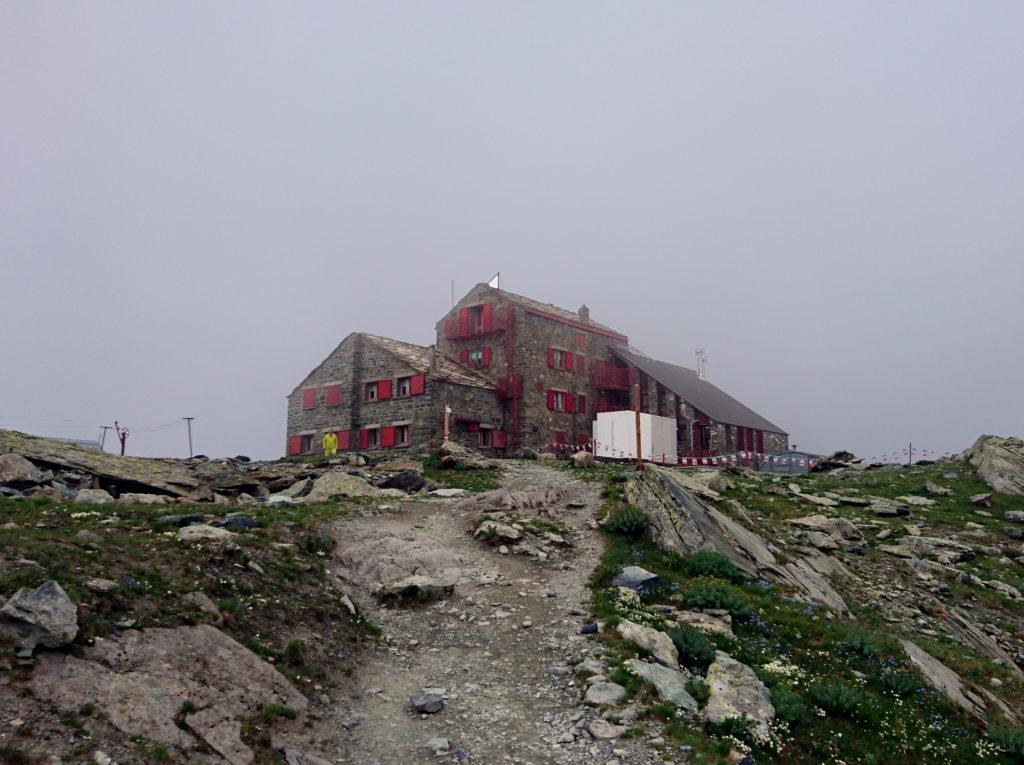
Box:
xmin=586 ymin=463 xmax=1024 ymax=764
xmin=422 ymin=453 xmax=502 ymax=492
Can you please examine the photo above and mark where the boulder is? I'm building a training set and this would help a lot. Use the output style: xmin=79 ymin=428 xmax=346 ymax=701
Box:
xmin=924 ymin=481 xmax=953 ymax=496
xmin=901 ymin=535 xmax=975 ymax=564
xmin=379 ymin=470 xmax=427 ymax=493
xmin=177 ymin=524 xmax=236 ymax=548
xmin=74 ymin=488 xmax=115 ymax=504
xmin=512 ymin=448 xmax=538 ymax=460
xmin=786 ymin=514 xmax=863 ymax=542
xmin=809 ymin=451 xmax=862 ymax=472
xmin=675 ymin=609 xmax=733 ymax=637
xmin=117 ymin=493 xmax=170 ymax=505
xmin=410 ymin=693 xmax=444 ymax=714
xmin=536 ymin=452 xmax=557 ymax=462
xmin=379 ymin=575 xmax=455 ymax=602
xmin=1006 ymin=511 xmax=1024 ymax=523
xmin=587 ymin=719 xmax=626 ymax=739
xmin=703 ymin=651 xmax=775 ymax=739
xmin=438 ymin=440 xmax=498 ymax=470
xmin=964 ymin=435 xmax=1024 ymax=496
xmin=474 ymin=521 xmax=522 ymax=544
xmin=972 ymin=493 xmax=994 ymax=508
xmin=272 ymin=740 xmax=334 ymax=765
xmin=266 ymin=494 xmax=296 ymax=507
xmin=624 ymin=659 xmax=698 ymax=713
xmin=900 ymin=639 xmax=985 ymax=717
xmin=611 ymin=566 xmax=660 ymax=595
xmin=429 ymin=488 xmax=468 ymax=498
xmin=0 ymin=580 xmax=78 ymax=652
xmin=303 ymin=471 xmax=381 ymax=502
xmin=0 ymin=454 xmax=43 ymax=487
xmin=572 ymin=450 xmax=595 ymax=468
xmin=898 ymin=495 xmax=936 ymax=507
xmin=280 ymin=478 xmax=314 ymax=498
xmin=584 ymin=681 xmax=627 ymax=706
xmin=616 ymin=620 xmax=679 ymax=669
xmin=30 ymin=624 xmax=307 ymax=754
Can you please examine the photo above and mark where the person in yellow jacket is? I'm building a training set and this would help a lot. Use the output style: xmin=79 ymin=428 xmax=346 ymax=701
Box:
xmin=322 ymin=431 xmax=338 ymax=457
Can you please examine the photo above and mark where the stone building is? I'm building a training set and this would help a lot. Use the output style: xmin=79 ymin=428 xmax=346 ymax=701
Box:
xmin=286 ymin=284 xmax=789 ymax=458
xmin=285 ymin=333 xmax=500 ymax=456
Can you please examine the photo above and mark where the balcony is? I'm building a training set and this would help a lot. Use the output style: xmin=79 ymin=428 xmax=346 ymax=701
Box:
xmin=595 ymin=397 xmax=629 ymax=414
xmin=496 ymin=374 xmax=523 ymax=400
xmin=594 ymin=362 xmax=631 ymax=391
xmin=444 ymin=308 xmax=511 ymax=341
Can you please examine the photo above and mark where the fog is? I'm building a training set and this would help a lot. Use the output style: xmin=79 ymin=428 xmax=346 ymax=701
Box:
xmin=3 ymin=2 xmax=1022 ymax=461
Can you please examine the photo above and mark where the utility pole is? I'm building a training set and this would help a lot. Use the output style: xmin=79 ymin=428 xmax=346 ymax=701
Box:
xmin=183 ymin=417 xmax=195 ymax=458
xmin=908 ymin=441 xmax=913 ymax=466
xmin=633 ymin=383 xmax=644 ymax=473
xmin=113 ymin=421 xmax=129 ymax=456
xmin=443 ymin=405 xmax=452 ymax=441
xmin=98 ymin=426 xmax=112 ymax=452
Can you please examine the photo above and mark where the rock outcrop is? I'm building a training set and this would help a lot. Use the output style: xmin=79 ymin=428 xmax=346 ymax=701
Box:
xmin=0 ymin=580 xmax=78 ymax=652
xmin=703 ymin=651 xmax=775 ymax=739
xmin=964 ymin=435 xmax=1024 ymax=496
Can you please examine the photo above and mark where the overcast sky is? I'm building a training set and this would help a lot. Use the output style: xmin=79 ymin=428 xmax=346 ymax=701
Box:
xmin=2 ymin=2 xmax=1022 ymax=461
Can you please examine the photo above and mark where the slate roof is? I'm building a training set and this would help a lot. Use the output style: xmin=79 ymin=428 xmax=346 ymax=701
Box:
xmin=611 ymin=347 xmax=787 ymax=434
xmin=360 ymin=334 xmax=495 ymax=389
xmin=475 ymin=284 xmax=625 ymax=337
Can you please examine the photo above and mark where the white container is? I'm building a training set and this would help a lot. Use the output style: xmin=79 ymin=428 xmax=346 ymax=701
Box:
xmin=592 ymin=411 xmax=677 ymax=462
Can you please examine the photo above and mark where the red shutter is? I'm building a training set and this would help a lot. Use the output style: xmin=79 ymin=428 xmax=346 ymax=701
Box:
xmin=554 ymin=431 xmax=566 ymax=446
xmin=381 ymin=426 xmax=396 ymax=447
xmin=564 ymin=352 xmax=574 ymax=371
xmin=577 ymin=394 xmax=587 ymax=414
xmin=564 ymin=393 xmax=574 ymax=412
xmin=459 ymin=350 xmax=469 ymax=364
xmin=287 ymin=436 xmax=302 ymax=455
xmin=325 ymin=384 xmax=341 ymax=407
xmin=302 ymin=388 xmax=316 ymax=409
xmin=756 ymin=430 xmax=765 ymax=453
xmin=576 ymin=355 xmax=586 ymax=375
xmin=547 ymin=390 xmax=556 ymax=410
xmin=458 ymin=308 xmax=469 ymax=337
xmin=410 ymin=374 xmax=426 ymax=395
xmin=337 ymin=430 xmax=350 ymax=450
xmin=377 ymin=379 xmax=392 ymax=400
xmin=481 ymin=347 xmax=491 ymax=367
xmin=492 ymin=430 xmax=508 ymax=449
xmin=359 ymin=429 xmax=370 ymax=449
xmin=481 ymin=303 xmax=493 ymax=332
xmin=577 ymin=433 xmax=589 ymax=445
xmin=547 ymin=348 xmax=555 ymax=367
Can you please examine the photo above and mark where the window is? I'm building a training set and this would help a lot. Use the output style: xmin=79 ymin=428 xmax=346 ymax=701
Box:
xmin=479 ymin=428 xmax=492 ymax=447
xmin=547 ymin=390 xmax=573 ymax=412
xmin=577 ymin=394 xmax=587 ymax=414
xmin=397 ymin=377 xmax=411 ymax=397
xmin=552 ymin=349 xmax=564 ymax=369
xmin=553 ymin=391 xmax=566 ymax=411
xmin=469 ymin=305 xmax=484 ymax=333
xmin=547 ymin=348 xmax=573 ymax=371
xmin=302 ymin=388 xmax=317 ymax=409
xmin=364 ymin=382 xmax=377 ymax=401
xmin=395 ymin=424 xmax=410 ymax=446
xmin=468 ymin=349 xmax=483 ymax=367
xmin=325 ymin=384 xmax=341 ymax=407
xmin=365 ymin=428 xmax=379 ymax=448
xmin=300 ymin=434 xmax=315 ymax=454
xmin=575 ymin=333 xmax=586 ymax=348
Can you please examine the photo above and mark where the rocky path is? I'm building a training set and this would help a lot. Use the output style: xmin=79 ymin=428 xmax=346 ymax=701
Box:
xmin=316 ymin=463 xmax=642 ymax=765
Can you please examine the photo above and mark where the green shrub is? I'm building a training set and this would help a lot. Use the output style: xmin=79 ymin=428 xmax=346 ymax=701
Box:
xmin=839 ymin=630 xmax=882 ymax=658
xmin=674 ymin=551 xmax=743 ymax=583
xmin=604 ymin=506 xmax=648 ymax=537
xmin=669 ymin=625 xmax=716 ymax=670
xmin=989 ymin=726 xmax=1024 ymax=758
xmin=683 ymin=578 xmax=750 ymax=617
xmin=809 ymin=680 xmax=864 ymax=718
xmin=261 ymin=703 xmax=298 ymax=720
xmin=610 ymin=472 xmax=630 ymax=484
xmin=704 ymin=715 xmax=751 ymax=741
xmin=771 ymin=685 xmax=806 ymax=725
xmin=685 ymin=676 xmax=711 ymax=707
xmin=881 ymin=670 xmax=920 ymax=697
xmin=284 ymin=639 xmax=304 ymax=666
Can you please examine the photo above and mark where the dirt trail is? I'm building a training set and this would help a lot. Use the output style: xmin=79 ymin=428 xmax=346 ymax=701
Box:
xmin=316 ymin=463 xmax=633 ymax=765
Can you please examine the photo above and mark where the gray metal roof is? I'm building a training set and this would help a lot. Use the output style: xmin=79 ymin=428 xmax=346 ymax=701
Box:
xmin=611 ymin=347 xmax=787 ymax=435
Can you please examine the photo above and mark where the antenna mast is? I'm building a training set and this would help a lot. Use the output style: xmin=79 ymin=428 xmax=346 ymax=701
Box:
xmin=695 ymin=348 xmax=707 ymax=381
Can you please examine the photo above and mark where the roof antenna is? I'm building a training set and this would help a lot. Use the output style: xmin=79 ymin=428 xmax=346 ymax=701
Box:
xmin=695 ymin=348 xmax=707 ymax=381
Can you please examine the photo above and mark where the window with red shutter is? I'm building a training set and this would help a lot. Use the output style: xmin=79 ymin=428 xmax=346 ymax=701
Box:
xmin=564 ymin=352 xmax=574 ymax=372
xmin=547 ymin=390 xmax=556 ymax=410
xmin=381 ymin=426 xmax=396 ymax=448
xmin=481 ymin=303 xmax=493 ymax=332
xmin=564 ymin=393 xmax=574 ymax=412
xmin=460 ymin=350 xmax=469 ymax=364
xmin=492 ymin=430 xmax=508 ymax=449
xmin=554 ymin=431 xmax=566 ymax=446
xmin=410 ymin=374 xmax=426 ymax=395
xmin=377 ymin=379 xmax=392 ymax=400
xmin=325 ymin=384 xmax=341 ymax=407
xmin=481 ymin=347 xmax=491 ymax=367
xmin=576 ymin=355 xmax=586 ymax=375
xmin=287 ymin=436 xmax=302 ymax=455
xmin=577 ymin=395 xmax=587 ymax=414
xmin=458 ymin=308 xmax=470 ymax=337
xmin=337 ymin=430 xmax=350 ymax=450
xmin=302 ymin=388 xmax=316 ymax=409
xmin=577 ymin=433 xmax=589 ymax=445
xmin=359 ymin=429 xmax=370 ymax=449
xmin=575 ymin=333 xmax=586 ymax=348
xmin=547 ymin=348 xmax=555 ymax=368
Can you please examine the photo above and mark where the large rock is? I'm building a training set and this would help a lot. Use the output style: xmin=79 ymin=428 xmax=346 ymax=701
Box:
xmin=438 ymin=440 xmax=498 ymax=470
xmin=900 ymin=639 xmax=986 ymax=717
xmin=611 ymin=566 xmax=661 ymax=595
xmin=584 ymin=681 xmax=627 ymax=706
xmin=0 ymin=454 xmax=43 ymax=487
xmin=572 ymin=450 xmax=595 ymax=468
xmin=786 ymin=514 xmax=863 ymax=542
xmin=379 ymin=575 xmax=455 ymax=602
xmin=0 ymin=580 xmax=78 ymax=651
xmin=30 ymin=624 xmax=307 ymax=756
xmin=474 ymin=521 xmax=522 ymax=544
xmin=378 ymin=470 xmax=427 ymax=493
xmin=303 ymin=470 xmax=381 ymax=502
xmin=75 ymin=488 xmax=115 ymax=504
xmin=177 ymin=524 xmax=236 ymax=548
xmin=964 ymin=435 xmax=1024 ymax=496
xmin=810 ymin=451 xmax=863 ymax=472
xmin=703 ymin=651 xmax=775 ymax=738
xmin=117 ymin=492 xmax=170 ymax=505
xmin=624 ymin=659 xmax=698 ymax=713
xmin=616 ymin=619 xmax=679 ymax=669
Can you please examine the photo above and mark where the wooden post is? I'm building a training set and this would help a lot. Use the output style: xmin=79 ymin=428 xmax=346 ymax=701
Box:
xmin=443 ymin=405 xmax=451 ymax=441
xmin=633 ymin=383 xmax=644 ymax=472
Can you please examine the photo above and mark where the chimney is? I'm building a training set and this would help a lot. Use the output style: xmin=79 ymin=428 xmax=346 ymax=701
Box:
xmin=427 ymin=345 xmax=440 ymax=375
xmin=578 ymin=304 xmax=590 ymax=322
